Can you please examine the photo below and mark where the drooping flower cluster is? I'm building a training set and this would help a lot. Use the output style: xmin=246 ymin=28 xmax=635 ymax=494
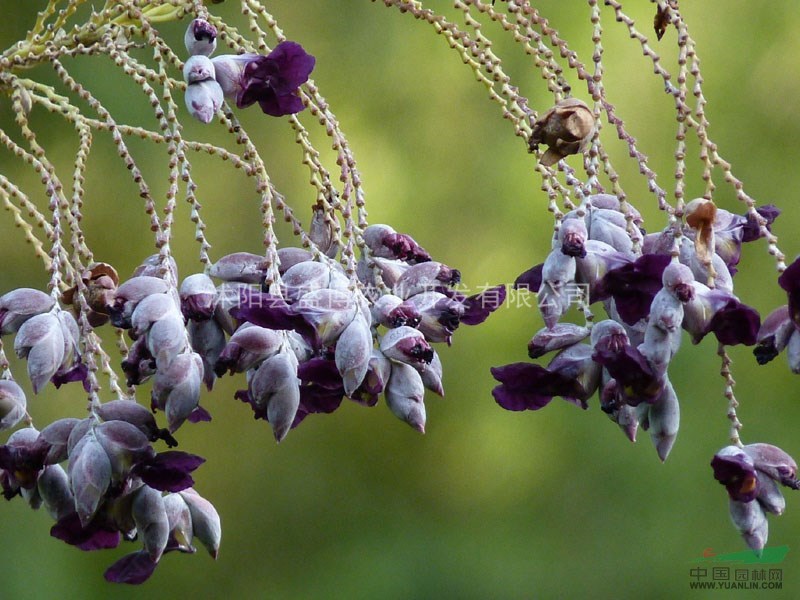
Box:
xmin=711 ymin=444 xmax=799 ymax=555
xmin=201 ymin=224 xmax=504 ymax=438
xmin=183 ymin=18 xmax=315 ymax=122
xmin=492 ymin=194 xmax=769 ymax=461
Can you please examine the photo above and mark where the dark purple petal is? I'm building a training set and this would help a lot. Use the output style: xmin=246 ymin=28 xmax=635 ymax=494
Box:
xmin=591 ymin=344 xmax=661 ymax=406
xmin=257 ymin=90 xmax=304 ymax=117
xmin=382 ymin=233 xmax=431 ymax=264
xmin=490 ymin=363 xmax=581 ymax=411
xmin=514 ymin=263 xmax=543 ymax=292
xmin=594 ymin=254 xmax=671 ymax=325
xmin=387 ymin=302 xmax=422 ymax=328
xmin=231 ymin=289 xmax=317 ymax=345
xmin=239 ymin=42 xmax=315 ymax=116
xmin=50 ymin=513 xmax=120 ymax=551
xmin=133 ymin=451 xmax=205 ymax=493
xmin=297 ymin=358 xmax=346 ymax=417
xmin=234 ymin=388 xmax=267 ymax=420
xmin=779 ymin=257 xmax=800 ymax=328
xmin=706 ymin=300 xmax=760 ymax=346
xmin=52 ymin=362 xmax=90 ymax=392
xmin=104 ymin=550 xmax=158 ymax=585
xmin=711 ymin=453 xmax=759 ymax=502
xmin=743 ymin=205 xmax=780 ymax=243
xmin=460 ymin=285 xmax=507 ymax=326
xmin=187 ymin=405 xmax=212 ymax=423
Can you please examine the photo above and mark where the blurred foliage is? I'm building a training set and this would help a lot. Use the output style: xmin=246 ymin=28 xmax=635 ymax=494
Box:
xmin=1 ymin=1 xmax=800 ymax=598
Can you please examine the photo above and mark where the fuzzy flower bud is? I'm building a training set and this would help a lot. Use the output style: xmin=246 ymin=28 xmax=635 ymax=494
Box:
xmin=109 ymin=276 xmax=169 ymax=328
xmin=371 ymin=294 xmax=422 ymax=329
xmin=151 ymin=352 xmax=204 ymax=433
xmin=179 ymin=488 xmax=222 ymax=559
xmin=14 ymin=312 xmax=65 ymax=393
xmin=384 ymin=361 xmax=426 ymax=433
xmin=184 ymin=18 xmax=217 ymax=56
xmin=335 ymin=314 xmax=373 ymax=397
xmin=0 ymin=288 xmax=55 ymax=335
xmin=180 ymin=273 xmax=218 ymax=321
xmin=183 ymin=55 xmax=215 ymax=84
xmin=132 ymin=485 xmax=169 ymax=562
xmin=0 ymin=380 xmax=27 ymax=431
xmin=249 ymin=352 xmax=301 ymax=442
xmin=393 ymin=262 xmax=461 ymax=299
xmin=185 ymin=79 xmax=224 ymax=124
xmin=379 ymin=326 xmax=434 ymax=370
xmin=208 ymin=252 xmax=268 ymax=284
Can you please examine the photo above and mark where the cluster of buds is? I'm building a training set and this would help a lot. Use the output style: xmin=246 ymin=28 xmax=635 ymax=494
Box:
xmin=204 ymin=224 xmax=504 ymax=438
xmin=0 ymin=401 xmax=219 ymax=584
xmin=493 ymin=195 xmax=774 ymax=461
xmin=712 ymin=444 xmax=799 ymax=554
xmin=183 ymin=18 xmax=315 ymax=122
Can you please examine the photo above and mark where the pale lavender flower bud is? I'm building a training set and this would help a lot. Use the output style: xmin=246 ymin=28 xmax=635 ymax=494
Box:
xmin=215 ymin=323 xmax=281 ymax=376
xmin=366 ymin=257 xmax=409 ymax=290
xmin=335 ymin=314 xmax=373 ymax=397
xmin=558 ymin=217 xmax=588 ymax=258
xmin=131 ymin=292 xmax=180 ymax=338
xmin=132 ymin=254 xmax=179 ymax=282
xmin=208 ymin=252 xmax=268 ymax=284
xmin=281 ymin=261 xmax=348 ymax=303
xmin=183 ymin=55 xmax=215 ymax=84
xmin=309 ymin=207 xmax=340 ymax=258
xmin=539 ymin=248 xmax=577 ymax=329
xmin=147 ymin=313 xmax=189 ymax=370
xmin=132 ymin=485 xmax=169 ymax=562
xmin=679 ymin=237 xmax=733 ymax=292
xmin=384 ymin=361 xmax=426 ymax=433
xmin=0 ymin=380 xmax=27 ymax=431
xmin=420 ymin=349 xmax=444 ymax=397
xmin=742 ymin=443 xmax=799 ymax=488
xmin=277 ymin=247 xmax=314 ymax=274
xmin=14 ymin=312 xmax=65 ymax=393
xmin=371 ymin=294 xmax=421 ymax=329
xmin=68 ymin=430 xmax=112 ymax=526
xmin=755 ymin=473 xmax=786 ymax=516
xmin=185 ymin=79 xmax=224 ymax=124
xmin=393 ymin=262 xmax=461 ymax=299
xmin=184 ymin=18 xmax=217 ymax=56
xmin=188 ymin=318 xmax=226 ymax=390
xmin=638 ymin=290 xmax=683 ymax=377
xmin=250 ymin=352 xmax=300 ymax=442
xmin=210 ymin=53 xmax=252 ymax=99
xmin=584 ymin=209 xmax=638 ymax=254
xmin=37 ymin=417 xmax=80 ymax=464
xmin=287 ymin=330 xmax=313 ymax=363
xmin=37 ymin=464 xmax=73 ymax=521
xmin=379 ymin=326 xmax=434 ymax=370
xmin=405 ymin=291 xmax=464 ymax=344
xmin=121 ymin=336 xmax=156 ymax=386
xmin=179 ymin=488 xmax=222 ymax=559
xmin=786 ymin=330 xmax=800 ymax=374
xmin=294 ymin=289 xmax=357 ymax=346
xmin=66 ymin=417 xmax=93 ymax=456
xmin=363 ymin=224 xmax=431 ymax=264
xmin=0 ymin=288 xmax=55 ymax=335
xmin=729 ymin=498 xmax=769 ymax=556
xmin=163 ymin=492 xmax=194 ymax=552
xmin=180 ymin=274 xmax=218 ymax=321
xmin=352 ymin=349 xmax=392 ymax=405
xmin=95 ymin=400 xmax=176 ymax=447
xmin=109 ymin=276 xmax=170 ymax=328
xmin=363 ymin=224 xmax=396 ymax=254
xmin=646 ymin=379 xmax=679 ymax=462
xmin=528 ymin=323 xmax=590 ymax=358
xmin=94 ymin=420 xmax=151 ymax=486
xmin=151 ymin=352 xmax=204 ymax=433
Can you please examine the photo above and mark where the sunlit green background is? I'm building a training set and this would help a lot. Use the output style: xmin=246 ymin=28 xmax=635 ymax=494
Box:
xmin=2 ymin=1 xmax=800 ymax=598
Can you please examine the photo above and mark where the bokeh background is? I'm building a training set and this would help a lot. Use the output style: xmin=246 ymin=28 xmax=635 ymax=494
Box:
xmin=2 ymin=1 xmax=800 ymax=598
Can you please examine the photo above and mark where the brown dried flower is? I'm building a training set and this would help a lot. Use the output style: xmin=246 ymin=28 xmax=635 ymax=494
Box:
xmin=529 ymin=98 xmax=597 ymax=167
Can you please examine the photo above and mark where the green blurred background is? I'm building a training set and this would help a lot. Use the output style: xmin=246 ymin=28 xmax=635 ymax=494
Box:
xmin=2 ymin=1 xmax=800 ymax=598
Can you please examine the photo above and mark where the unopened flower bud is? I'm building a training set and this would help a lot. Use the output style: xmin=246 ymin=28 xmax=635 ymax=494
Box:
xmin=179 ymin=488 xmax=222 ymax=559
xmin=208 ymin=252 xmax=268 ymax=284
xmin=743 ymin=443 xmax=800 ymax=489
xmin=420 ymin=349 xmax=444 ymax=396
xmin=0 ymin=288 xmax=55 ymax=335
xmin=151 ymin=352 xmax=204 ymax=433
xmin=528 ymin=323 xmax=590 ymax=358
xmin=14 ymin=312 xmax=65 ymax=393
xmin=132 ymin=485 xmax=169 ymax=562
xmin=147 ymin=313 xmax=189 ymax=370
xmin=729 ymin=498 xmax=769 ymax=556
xmin=185 ymin=79 xmax=224 ymax=124
xmin=163 ymin=492 xmax=194 ymax=552
xmin=529 ymin=98 xmax=597 ymax=167
xmin=109 ymin=276 xmax=170 ymax=328
xmin=281 ymin=261 xmax=348 ymax=303
xmin=371 ymin=294 xmax=421 ymax=329
xmin=363 ymin=224 xmax=431 ymax=264
xmin=277 ymin=247 xmax=314 ymax=274
xmin=755 ymin=473 xmax=786 ymax=516
xmin=384 ymin=361 xmax=426 ymax=433
xmin=352 ymin=350 xmax=392 ymax=405
xmin=183 ymin=55 xmax=215 ymax=84
xmin=393 ymin=262 xmax=461 ymax=299
xmin=37 ymin=464 xmax=73 ymax=521
xmin=131 ymin=292 xmax=180 ymax=338
xmin=184 ymin=18 xmax=217 ymax=56
xmin=249 ymin=352 xmax=300 ymax=442
xmin=294 ymin=289 xmax=357 ymax=346
xmin=0 ymin=379 xmax=27 ymax=431
xmin=188 ymin=318 xmax=225 ymax=390
xmin=558 ymin=218 xmax=588 ymax=258
xmin=180 ymin=273 xmax=218 ymax=321
xmin=335 ymin=314 xmax=373 ymax=397
xmin=647 ymin=379 xmax=679 ymax=462
xmin=405 ymin=291 xmax=464 ymax=344
xmin=379 ymin=326 xmax=434 ymax=369
xmin=754 ymin=306 xmax=794 ymax=365
xmin=68 ymin=430 xmax=112 ymax=526
xmin=95 ymin=399 xmax=177 ymax=447
xmin=309 ymin=206 xmax=340 ymax=258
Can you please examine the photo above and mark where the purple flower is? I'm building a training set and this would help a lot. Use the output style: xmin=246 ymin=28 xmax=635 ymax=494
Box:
xmin=212 ymin=42 xmax=315 ymax=116
xmin=712 ymin=447 xmax=759 ymax=502
xmin=593 ymin=254 xmax=671 ymax=325
xmin=778 ymin=256 xmax=800 ymax=328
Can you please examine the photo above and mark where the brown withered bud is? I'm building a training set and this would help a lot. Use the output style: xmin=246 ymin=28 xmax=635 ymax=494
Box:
xmin=61 ymin=262 xmax=119 ymax=327
xmin=529 ymin=98 xmax=597 ymax=167
xmin=684 ymin=198 xmax=718 ymax=283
